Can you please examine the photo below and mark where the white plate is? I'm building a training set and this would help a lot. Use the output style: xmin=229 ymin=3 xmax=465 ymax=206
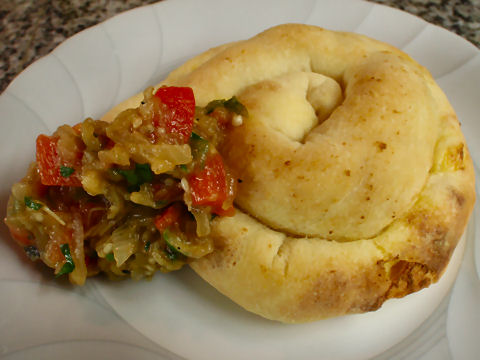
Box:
xmin=1 ymin=0 xmax=479 ymax=359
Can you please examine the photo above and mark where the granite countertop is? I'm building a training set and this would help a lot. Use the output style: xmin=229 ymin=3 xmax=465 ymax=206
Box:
xmin=1 ymin=0 xmax=479 ymax=93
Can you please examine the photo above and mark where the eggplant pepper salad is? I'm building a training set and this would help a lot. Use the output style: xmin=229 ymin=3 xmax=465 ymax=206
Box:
xmin=4 ymin=86 xmax=247 ymax=285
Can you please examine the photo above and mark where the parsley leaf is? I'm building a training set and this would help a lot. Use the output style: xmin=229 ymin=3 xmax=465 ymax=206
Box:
xmin=135 ymin=163 xmax=154 ymax=183
xmin=190 ymin=132 xmax=203 ymax=141
xmin=60 ymin=166 xmax=75 ymax=178
xmin=117 ymin=163 xmax=154 ymax=192
xmin=24 ymin=196 xmax=43 ymax=210
xmin=144 ymin=241 xmax=151 ymax=252
xmin=56 ymin=243 xmax=75 ymax=277
xmin=105 ymin=253 xmax=115 ymax=262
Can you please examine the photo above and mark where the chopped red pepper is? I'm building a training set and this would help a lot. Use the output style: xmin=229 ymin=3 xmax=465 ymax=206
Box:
xmin=154 ymin=86 xmax=195 ymax=144
xmin=84 ymin=252 xmax=98 ymax=270
xmin=154 ymin=203 xmax=183 ymax=233
xmin=36 ymin=134 xmax=82 ymax=187
xmin=188 ymin=153 xmax=234 ymax=215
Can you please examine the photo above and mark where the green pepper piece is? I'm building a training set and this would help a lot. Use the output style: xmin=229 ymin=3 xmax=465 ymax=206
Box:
xmin=163 ymin=229 xmax=183 ymax=261
xmin=190 ymin=132 xmax=209 ymax=168
xmin=205 ymin=96 xmax=248 ymax=117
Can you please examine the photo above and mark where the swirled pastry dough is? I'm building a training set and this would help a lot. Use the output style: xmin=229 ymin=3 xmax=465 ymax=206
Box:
xmin=105 ymin=24 xmax=475 ymax=322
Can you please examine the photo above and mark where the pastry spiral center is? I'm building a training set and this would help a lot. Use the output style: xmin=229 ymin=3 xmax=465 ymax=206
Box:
xmin=238 ymin=71 xmax=343 ymax=142
xmin=222 ymin=53 xmax=439 ymax=240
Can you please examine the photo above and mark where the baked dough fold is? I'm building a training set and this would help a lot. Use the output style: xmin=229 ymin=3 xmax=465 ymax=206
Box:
xmin=104 ymin=24 xmax=475 ymax=322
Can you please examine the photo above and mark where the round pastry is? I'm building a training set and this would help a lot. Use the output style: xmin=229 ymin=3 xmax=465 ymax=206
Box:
xmin=106 ymin=24 xmax=476 ymax=323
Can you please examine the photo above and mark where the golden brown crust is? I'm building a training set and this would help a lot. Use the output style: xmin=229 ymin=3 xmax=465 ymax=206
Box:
xmin=103 ymin=24 xmax=476 ymax=322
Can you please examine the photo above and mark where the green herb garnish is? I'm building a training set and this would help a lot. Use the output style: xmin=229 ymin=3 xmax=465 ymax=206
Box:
xmin=24 ymin=196 xmax=43 ymax=210
xmin=205 ymin=96 xmax=248 ymax=117
xmin=117 ymin=163 xmax=154 ymax=192
xmin=135 ymin=163 xmax=154 ymax=183
xmin=117 ymin=168 xmax=138 ymax=187
xmin=178 ymin=164 xmax=189 ymax=172
xmin=163 ymin=230 xmax=181 ymax=261
xmin=60 ymin=166 xmax=75 ymax=178
xmin=56 ymin=243 xmax=75 ymax=277
xmin=144 ymin=241 xmax=151 ymax=252
xmin=105 ymin=253 xmax=115 ymax=262
xmin=190 ymin=132 xmax=203 ymax=141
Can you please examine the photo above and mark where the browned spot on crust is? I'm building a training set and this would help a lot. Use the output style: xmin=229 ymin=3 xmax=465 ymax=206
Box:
xmin=451 ymin=188 xmax=465 ymax=207
xmin=442 ymin=143 xmax=466 ymax=171
xmin=344 ymin=169 xmax=351 ymax=176
xmin=298 ymin=262 xmax=392 ymax=318
xmin=375 ymin=141 xmax=387 ymax=152
xmin=458 ymin=144 xmax=464 ymax=161
xmin=407 ymin=213 xmax=448 ymax=243
xmin=284 ymin=160 xmax=291 ymax=166
xmin=406 ymin=211 xmax=451 ymax=272
xmin=385 ymin=261 xmax=433 ymax=298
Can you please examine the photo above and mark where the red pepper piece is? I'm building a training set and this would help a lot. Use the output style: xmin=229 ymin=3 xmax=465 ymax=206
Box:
xmin=154 ymin=86 xmax=195 ymax=144
xmin=154 ymin=203 xmax=183 ymax=233
xmin=84 ymin=252 xmax=98 ymax=270
xmin=36 ymin=134 xmax=82 ymax=187
xmin=188 ymin=153 xmax=233 ymax=215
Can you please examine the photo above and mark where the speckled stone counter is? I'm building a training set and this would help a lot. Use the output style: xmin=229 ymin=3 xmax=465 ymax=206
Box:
xmin=1 ymin=0 xmax=479 ymax=93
